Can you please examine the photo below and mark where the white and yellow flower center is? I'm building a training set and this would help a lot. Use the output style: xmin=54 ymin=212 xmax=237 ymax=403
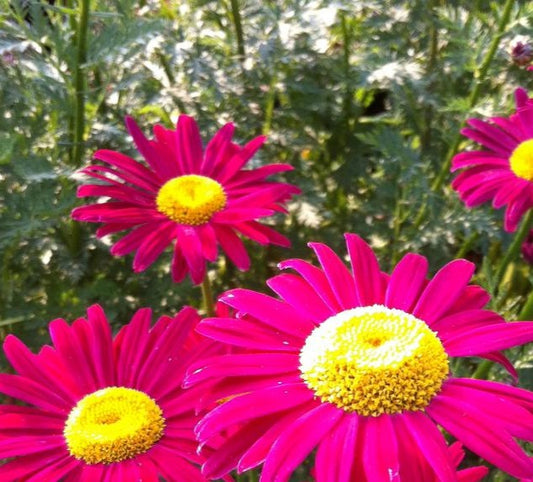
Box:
xmin=156 ymin=174 xmax=227 ymax=225
xmin=510 ymin=139 xmax=533 ymax=182
xmin=64 ymin=386 xmax=165 ymax=464
xmin=299 ymin=305 xmax=449 ymax=416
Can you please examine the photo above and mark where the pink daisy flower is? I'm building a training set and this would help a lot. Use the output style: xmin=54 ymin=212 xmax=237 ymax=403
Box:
xmin=186 ymin=233 xmax=533 ymax=481
xmin=72 ymin=116 xmax=299 ymax=284
xmin=0 ymin=304 xmax=221 ymax=481
xmin=451 ymin=87 xmax=533 ymax=232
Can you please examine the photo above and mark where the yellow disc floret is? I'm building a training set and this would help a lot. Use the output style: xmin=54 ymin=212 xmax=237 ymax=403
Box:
xmin=510 ymin=139 xmax=533 ymax=182
xmin=64 ymin=386 xmax=165 ymax=464
xmin=299 ymin=305 xmax=449 ymax=416
xmin=156 ymin=174 xmax=227 ymax=225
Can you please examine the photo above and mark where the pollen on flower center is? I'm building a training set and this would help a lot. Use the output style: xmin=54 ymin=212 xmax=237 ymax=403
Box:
xmin=156 ymin=174 xmax=227 ymax=225
xmin=510 ymin=139 xmax=533 ymax=182
xmin=299 ymin=305 xmax=449 ymax=416
xmin=64 ymin=386 xmax=165 ymax=464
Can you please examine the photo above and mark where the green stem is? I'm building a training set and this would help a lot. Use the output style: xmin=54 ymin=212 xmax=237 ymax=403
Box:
xmin=413 ymin=0 xmax=515 ymax=228
xmin=229 ymin=0 xmax=245 ymax=61
xmin=518 ymin=289 xmax=533 ymax=321
xmin=72 ymin=0 xmax=91 ymax=167
xmin=455 ymin=232 xmax=479 ymax=259
xmin=472 ymin=359 xmax=493 ymax=380
xmin=201 ymin=276 xmax=216 ymax=317
xmin=262 ymin=75 xmax=277 ymax=135
xmin=493 ymin=209 xmax=533 ymax=296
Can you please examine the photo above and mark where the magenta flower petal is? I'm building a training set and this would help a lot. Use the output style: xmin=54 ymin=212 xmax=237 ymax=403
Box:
xmin=385 ymin=253 xmax=428 ymax=311
xmin=176 ymin=115 xmax=203 ymax=174
xmin=0 ymin=305 xmax=218 ymax=481
xmin=202 ymin=123 xmax=235 ymax=175
xmin=73 ymin=116 xmax=298 ymax=284
xmin=279 ymin=258 xmax=341 ymax=311
xmin=413 ymin=259 xmax=475 ymax=326
xmin=185 ymin=352 xmax=298 ymax=387
xmin=400 ymin=411 xmax=456 ymax=482
xmin=428 ymin=393 xmax=533 ymax=478
xmin=237 ymin=408 xmax=311 ymax=473
xmin=314 ymin=413 xmax=359 ymax=482
xmin=452 ymin=88 xmax=533 ymax=232
xmin=189 ymin=233 xmax=533 ymax=480
xmin=220 ymin=288 xmax=315 ymax=336
xmin=267 ymin=273 xmax=333 ymax=322
xmin=213 ymin=224 xmax=251 ymax=270
xmin=176 ymin=225 xmax=206 ymax=284
xmin=345 ymin=233 xmax=384 ymax=305
xmin=443 ymin=321 xmax=533 ymax=356
xmin=195 ymin=383 xmax=313 ymax=443
xmin=309 ymin=242 xmax=358 ymax=309
xmin=260 ymin=403 xmax=343 ymax=482
xmin=132 ymin=222 xmax=177 ymax=272
xmin=216 ymin=135 xmax=266 ymax=184
xmin=362 ymin=414 xmax=400 ymax=481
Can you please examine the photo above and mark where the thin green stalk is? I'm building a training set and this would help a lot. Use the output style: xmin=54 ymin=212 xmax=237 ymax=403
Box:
xmin=413 ymin=0 xmax=515 ymax=228
xmin=518 ymin=289 xmax=533 ymax=321
xmin=472 ymin=359 xmax=493 ymax=380
xmin=229 ymin=0 xmax=245 ymax=61
xmin=262 ymin=75 xmax=277 ymax=135
xmin=493 ymin=209 xmax=533 ymax=296
xmin=72 ymin=0 xmax=90 ymax=167
xmin=201 ymin=276 xmax=216 ymax=318
xmin=421 ymin=1 xmax=439 ymax=154
xmin=455 ymin=232 xmax=479 ymax=259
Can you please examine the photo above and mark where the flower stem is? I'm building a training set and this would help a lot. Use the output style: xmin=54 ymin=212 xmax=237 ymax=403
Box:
xmin=413 ymin=0 xmax=515 ymax=228
xmin=72 ymin=0 xmax=91 ymax=167
xmin=201 ymin=276 xmax=216 ymax=317
xmin=472 ymin=359 xmax=492 ymax=380
xmin=518 ymin=290 xmax=533 ymax=321
xmin=455 ymin=232 xmax=479 ymax=259
xmin=229 ymin=0 xmax=245 ymax=61
xmin=493 ymin=209 xmax=533 ymax=296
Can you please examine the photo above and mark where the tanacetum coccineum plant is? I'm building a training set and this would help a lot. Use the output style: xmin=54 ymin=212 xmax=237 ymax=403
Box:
xmin=186 ymin=233 xmax=533 ymax=481
xmin=452 ymin=87 xmax=533 ymax=232
xmin=72 ymin=116 xmax=300 ymax=284
xmin=0 ymin=305 xmax=223 ymax=482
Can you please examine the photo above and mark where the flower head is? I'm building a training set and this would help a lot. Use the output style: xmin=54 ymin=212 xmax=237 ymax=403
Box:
xmin=72 ymin=116 xmax=299 ymax=284
xmin=451 ymin=87 xmax=533 ymax=231
xmin=509 ymin=36 xmax=533 ymax=66
xmin=187 ymin=233 xmax=533 ymax=480
xmin=0 ymin=304 xmax=219 ymax=481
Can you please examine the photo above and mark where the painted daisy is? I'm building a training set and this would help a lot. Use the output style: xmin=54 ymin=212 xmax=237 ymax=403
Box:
xmin=186 ymin=233 xmax=533 ymax=480
xmin=451 ymin=87 xmax=533 ymax=232
xmin=0 ymin=304 xmax=221 ymax=481
xmin=72 ymin=116 xmax=299 ymax=284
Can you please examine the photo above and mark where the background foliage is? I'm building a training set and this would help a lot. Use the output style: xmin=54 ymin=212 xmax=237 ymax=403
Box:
xmin=1 ymin=0 xmax=533 ymax=478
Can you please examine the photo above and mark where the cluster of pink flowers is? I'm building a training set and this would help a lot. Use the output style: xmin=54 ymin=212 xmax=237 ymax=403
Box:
xmin=2 ymin=87 xmax=533 ymax=481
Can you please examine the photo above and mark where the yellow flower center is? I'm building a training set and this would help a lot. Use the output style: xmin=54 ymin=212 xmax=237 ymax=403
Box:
xmin=299 ymin=305 xmax=449 ymax=416
xmin=63 ymin=387 xmax=165 ymax=464
xmin=510 ymin=139 xmax=533 ymax=182
xmin=156 ymin=174 xmax=227 ymax=225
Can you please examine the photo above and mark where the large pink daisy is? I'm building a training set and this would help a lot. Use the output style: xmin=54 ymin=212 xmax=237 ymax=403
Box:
xmin=72 ymin=116 xmax=299 ymax=284
xmin=451 ymin=87 xmax=533 ymax=231
xmin=187 ymin=233 xmax=533 ymax=480
xmin=0 ymin=304 xmax=221 ymax=481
